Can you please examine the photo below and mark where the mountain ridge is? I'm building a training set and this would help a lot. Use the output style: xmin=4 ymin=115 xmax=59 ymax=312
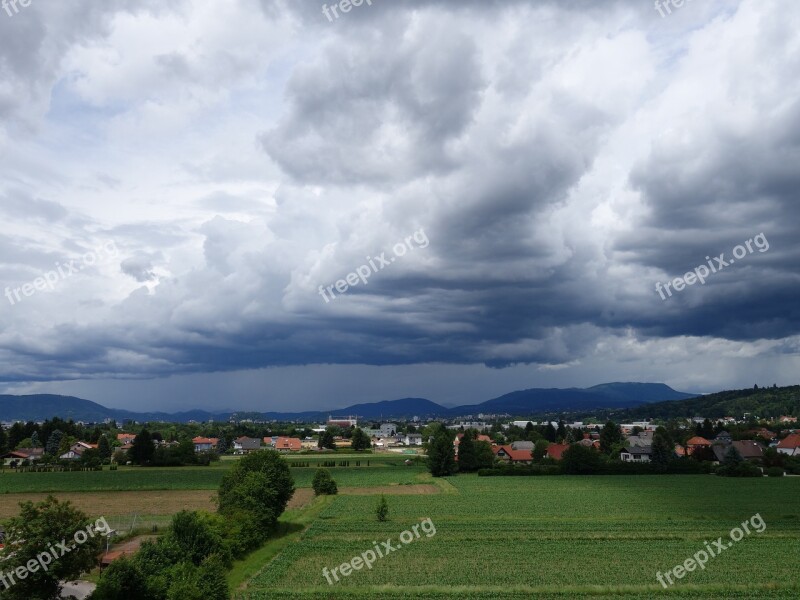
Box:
xmin=0 ymin=383 xmax=696 ymax=423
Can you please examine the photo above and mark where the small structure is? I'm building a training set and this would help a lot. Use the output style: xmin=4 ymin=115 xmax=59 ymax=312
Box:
xmin=493 ymin=445 xmax=533 ymax=464
xmin=192 ymin=437 xmax=219 ymax=452
xmin=274 ymin=437 xmax=302 ymax=452
xmin=620 ymin=445 xmax=652 ymax=463
xmin=777 ymin=433 xmax=800 ymax=456
xmin=232 ymin=436 xmax=261 ymax=454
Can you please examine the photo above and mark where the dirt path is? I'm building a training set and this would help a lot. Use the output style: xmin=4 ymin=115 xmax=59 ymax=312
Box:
xmin=0 ymin=490 xmax=217 ymax=518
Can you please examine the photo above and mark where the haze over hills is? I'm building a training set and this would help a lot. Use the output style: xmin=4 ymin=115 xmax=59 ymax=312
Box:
xmin=0 ymin=383 xmax=696 ymax=423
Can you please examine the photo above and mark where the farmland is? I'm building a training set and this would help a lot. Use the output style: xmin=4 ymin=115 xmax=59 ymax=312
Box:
xmin=237 ymin=474 xmax=800 ymax=599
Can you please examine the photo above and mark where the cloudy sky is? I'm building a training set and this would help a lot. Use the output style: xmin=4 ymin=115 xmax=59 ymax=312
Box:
xmin=0 ymin=0 xmax=798 ymax=412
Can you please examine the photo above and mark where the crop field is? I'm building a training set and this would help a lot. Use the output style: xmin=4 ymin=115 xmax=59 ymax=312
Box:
xmin=237 ymin=475 xmax=800 ymax=599
xmin=0 ymin=461 xmax=426 ymax=493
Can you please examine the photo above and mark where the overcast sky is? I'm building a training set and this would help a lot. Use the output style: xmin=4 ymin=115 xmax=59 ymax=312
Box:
xmin=0 ymin=0 xmax=798 ymax=412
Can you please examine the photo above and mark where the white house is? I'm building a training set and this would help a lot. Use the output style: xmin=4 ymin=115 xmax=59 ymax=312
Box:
xmin=620 ymin=446 xmax=652 ymax=463
xmin=402 ymin=433 xmax=423 ymax=446
xmin=777 ymin=434 xmax=800 ymax=456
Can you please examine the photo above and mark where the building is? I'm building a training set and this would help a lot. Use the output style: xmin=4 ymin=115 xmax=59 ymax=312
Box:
xmin=402 ymin=433 xmax=423 ymax=446
xmin=545 ymin=443 xmax=570 ymax=461
xmin=192 ymin=437 xmax=219 ymax=452
xmin=328 ymin=416 xmax=358 ymax=428
xmin=117 ymin=433 xmax=136 ymax=445
xmin=620 ymin=446 xmax=652 ymax=463
xmin=510 ymin=441 xmax=534 ymax=451
xmin=493 ymin=445 xmax=532 ymax=464
xmin=59 ymin=441 xmax=98 ymax=461
xmin=777 ymin=433 xmax=800 ymax=456
xmin=233 ymin=436 xmax=262 ymax=454
xmin=685 ymin=436 xmax=712 ymax=456
xmin=274 ymin=437 xmax=302 ymax=452
xmin=2 ymin=448 xmax=44 ymax=465
xmin=712 ymin=440 xmax=764 ymax=462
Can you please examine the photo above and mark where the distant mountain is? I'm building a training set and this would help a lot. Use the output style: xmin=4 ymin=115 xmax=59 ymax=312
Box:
xmin=0 ymin=383 xmax=697 ymax=423
xmin=449 ymin=382 xmax=696 ymax=416
xmin=611 ymin=385 xmax=800 ymax=421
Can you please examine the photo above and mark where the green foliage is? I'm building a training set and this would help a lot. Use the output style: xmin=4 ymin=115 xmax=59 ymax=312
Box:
xmin=650 ymin=432 xmax=672 ymax=472
xmin=474 ymin=441 xmax=496 ymax=470
xmin=91 ymin=557 xmax=152 ymax=599
xmin=98 ymin=435 xmax=112 ymax=460
xmin=350 ymin=427 xmax=372 ymax=451
xmin=45 ymin=429 xmax=64 ymax=456
xmin=561 ymin=444 xmax=602 ymax=474
xmin=765 ymin=466 xmax=785 ymax=477
xmin=311 ymin=468 xmax=338 ymax=495
xmin=129 ymin=429 xmax=155 ymax=465
xmin=426 ymin=424 xmax=457 ymax=477
xmin=318 ymin=427 xmax=337 ymax=450
xmin=218 ymin=450 xmax=295 ymax=550
xmin=164 ymin=510 xmax=231 ymax=567
xmin=456 ymin=429 xmax=479 ymax=472
xmin=599 ymin=421 xmax=623 ymax=455
xmin=3 ymin=496 xmax=104 ymax=600
xmin=375 ymin=494 xmax=389 ymax=522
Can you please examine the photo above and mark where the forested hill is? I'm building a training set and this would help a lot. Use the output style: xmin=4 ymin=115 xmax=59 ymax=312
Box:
xmin=613 ymin=385 xmax=800 ymax=420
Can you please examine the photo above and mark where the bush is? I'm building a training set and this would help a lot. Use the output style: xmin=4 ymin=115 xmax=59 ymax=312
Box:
xmin=716 ymin=461 xmax=763 ymax=477
xmin=478 ymin=465 xmax=561 ymax=476
xmin=561 ymin=445 xmax=602 ymax=474
xmin=375 ymin=495 xmax=389 ymax=522
xmin=312 ymin=468 xmax=338 ymax=495
xmin=766 ymin=466 xmax=785 ymax=477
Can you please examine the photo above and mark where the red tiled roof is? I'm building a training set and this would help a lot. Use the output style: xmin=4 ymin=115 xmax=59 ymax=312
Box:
xmin=192 ymin=437 xmax=219 ymax=445
xmin=275 ymin=437 xmax=301 ymax=450
xmin=778 ymin=433 xmax=800 ymax=449
xmin=686 ymin=436 xmax=711 ymax=446
xmin=492 ymin=445 xmax=532 ymax=462
xmin=546 ymin=443 xmax=570 ymax=460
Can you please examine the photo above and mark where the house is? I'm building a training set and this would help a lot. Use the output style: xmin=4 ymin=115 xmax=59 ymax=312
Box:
xmin=59 ymin=441 xmax=98 ymax=461
xmin=779 ymin=416 xmax=797 ymax=424
xmin=192 ymin=437 xmax=219 ymax=452
xmin=274 ymin=437 xmax=302 ymax=452
xmin=777 ymin=433 xmax=800 ymax=456
xmin=685 ymin=436 xmax=712 ymax=456
xmin=620 ymin=445 xmax=652 ymax=463
xmin=714 ymin=431 xmax=732 ymax=443
xmin=626 ymin=431 xmax=654 ymax=447
xmin=117 ymin=433 xmax=136 ymax=445
xmin=233 ymin=436 xmax=262 ymax=454
xmin=263 ymin=437 xmax=275 ymax=447
xmin=493 ymin=445 xmax=532 ymax=464
xmin=403 ymin=433 xmax=423 ymax=446
xmin=510 ymin=441 xmax=534 ymax=451
xmin=301 ymin=438 xmax=318 ymax=450
xmin=576 ymin=438 xmax=601 ymax=450
xmin=748 ymin=428 xmax=777 ymax=442
xmin=545 ymin=443 xmax=570 ymax=461
xmin=713 ymin=440 xmax=764 ymax=462
xmin=2 ymin=448 xmax=45 ymax=465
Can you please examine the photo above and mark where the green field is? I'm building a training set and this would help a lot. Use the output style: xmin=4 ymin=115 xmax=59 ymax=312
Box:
xmin=237 ymin=475 xmax=800 ymax=599
xmin=0 ymin=460 xmax=426 ymax=493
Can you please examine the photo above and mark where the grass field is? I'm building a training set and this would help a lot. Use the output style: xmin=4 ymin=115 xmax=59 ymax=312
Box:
xmin=237 ymin=474 xmax=800 ymax=599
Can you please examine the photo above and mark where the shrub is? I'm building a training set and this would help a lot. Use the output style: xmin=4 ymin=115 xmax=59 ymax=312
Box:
xmin=375 ymin=495 xmax=389 ymax=522
xmin=312 ymin=468 xmax=338 ymax=495
xmin=766 ymin=466 xmax=785 ymax=477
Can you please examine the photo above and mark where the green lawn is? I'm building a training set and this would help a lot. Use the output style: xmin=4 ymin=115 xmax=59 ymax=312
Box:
xmin=237 ymin=475 xmax=800 ymax=599
xmin=0 ymin=459 xmax=426 ymax=493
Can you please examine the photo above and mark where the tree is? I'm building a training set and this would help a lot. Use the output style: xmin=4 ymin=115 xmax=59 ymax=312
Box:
xmin=0 ymin=424 xmax=6 ymax=454
xmin=165 ymin=511 xmax=229 ymax=567
xmin=651 ymin=432 xmax=672 ymax=472
xmin=30 ymin=431 xmax=41 ymax=448
xmin=556 ymin=420 xmax=566 ymax=441
xmin=318 ymin=427 xmax=336 ymax=450
xmin=8 ymin=422 xmax=26 ymax=451
xmin=98 ymin=435 xmax=112 ymax=461
xmin=475 ymin=441 xmax=496 ymax=470
xmin=45 ymin=429 xmax=64 ymax=456
xmin=312 ymin=468 xmax=338 ymax=495
xmin=561 ymin=444 xmax=602 ymax=474
xmin=91 ymin=557 xmax=151 ymax=599
xmin=351 ymin=428 xmax=371 ymax=451
xmin=216 ymin=436 xmax=228 ymax=455
xmin=457 ymin=430 xmax=479 ymax=472
xmin=2 ymin=496 xmax=104 ymax=600
xmin=599 ymin=421 xmax=623 ymax=455
xmin=426 ymin=424 xmax=457 ymax=477
xmin=696 ymin=418 xmax=714 ymax=439
xmin=533 ymin=439 xmax=549 ymax=462
xmin=218 ymin=450 xmax=295 ymax=550
xmin=545 ymin=422 xmax=557 ymax=443
xmin=375 ymin=495 xmax=389 ymax=522
xmin=129 ymin=429 xmax=155 ymax=465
